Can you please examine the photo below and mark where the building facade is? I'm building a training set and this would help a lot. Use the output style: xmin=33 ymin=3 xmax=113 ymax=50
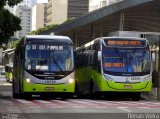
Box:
xmin=47 ymin=0 xmax=89 ymax=25
xmin=47 ymin=0 xmax=68 ymax=25
xmin=32 ymin=3 xmax=47 ymax=31
xmin=20 ymin=0 xmax=37 ymax=8
xmin=15 ymin=5 xmax=31 ymax=38
xmin=89 ymin=0 xmax=123 ymax=12
xmin=67 ymin=0 xmax=89 ymax=18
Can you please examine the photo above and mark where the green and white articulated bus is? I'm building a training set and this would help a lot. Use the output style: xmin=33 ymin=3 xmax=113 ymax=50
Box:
xmin=75 ymin=37 xmax=152 ymax=100
xmin=12 ymin=35 xmax=75 ymax=98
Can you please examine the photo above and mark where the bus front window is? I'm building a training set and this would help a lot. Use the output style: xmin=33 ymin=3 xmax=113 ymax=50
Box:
xmin=102 ymin=48 xmax=151 ymax=75
xmin=25 ymin=44 xmax=74 ymax=72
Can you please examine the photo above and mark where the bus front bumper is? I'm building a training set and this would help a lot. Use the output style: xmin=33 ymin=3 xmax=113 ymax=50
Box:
xmin=23 ymin=80 xmax=75 ymax=93
xmin=101 ymin=79 xmax=152 ymax=92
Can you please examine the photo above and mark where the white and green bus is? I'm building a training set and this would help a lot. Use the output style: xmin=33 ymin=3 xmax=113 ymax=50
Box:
xmin=75 ymin=37 xmax=152 ymax=100
xmin=12 ymin=35 xmax=75 ymax=98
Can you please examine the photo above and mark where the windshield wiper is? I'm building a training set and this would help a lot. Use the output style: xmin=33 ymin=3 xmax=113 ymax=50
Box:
xmin=51 ymin=52 xmax=66 ymax=75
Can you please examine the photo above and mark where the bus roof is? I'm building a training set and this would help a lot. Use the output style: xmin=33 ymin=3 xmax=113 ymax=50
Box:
xmin=25 ymin=35 xmax=73 ymax=45
xmin=101 ymin=36 xmax=147 ymax=40
xmin=25 ymin=35 xmax=70 ymax=40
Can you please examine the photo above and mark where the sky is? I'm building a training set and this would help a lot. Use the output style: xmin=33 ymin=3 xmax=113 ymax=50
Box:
xmin=37 ymin=0 xmax=48 ymax=3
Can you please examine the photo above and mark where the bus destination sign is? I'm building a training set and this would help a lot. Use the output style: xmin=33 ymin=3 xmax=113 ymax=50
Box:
xmin=104 ymin=39 xmax=146 ymax=47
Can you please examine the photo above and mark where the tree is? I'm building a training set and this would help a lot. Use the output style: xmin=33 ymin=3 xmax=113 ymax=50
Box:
xmin=0 ymin=0 xmax=22 ymax=47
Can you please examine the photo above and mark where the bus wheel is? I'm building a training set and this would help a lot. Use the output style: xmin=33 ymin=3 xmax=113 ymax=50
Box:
xmin=89 ymin=79 xmax=94 ymax=98
xmin=12 ymin=93 xmax=20 ymax=99
xmin=22 ymin=93 xmax=32 ymax=99
xmin=132 ymin=93 xmax=141 ymax=101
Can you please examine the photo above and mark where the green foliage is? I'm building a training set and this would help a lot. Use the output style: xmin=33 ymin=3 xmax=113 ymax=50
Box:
xmin=0 ymin=0 xmax=23 ymax=8
xmin=28 ymin=24 xmax=58 ymax=35
xmin=29 ymin=17 xmax=75 ymax=35
xmin=63 ymin=17 xmax=75 ymax=24
xmin=0 ymin=0 xmax=22 ymax=47
xmin=0 ymin=9 xmax=21 ymax=46
xmin=6 ymin=38 xmax=20 ymax=49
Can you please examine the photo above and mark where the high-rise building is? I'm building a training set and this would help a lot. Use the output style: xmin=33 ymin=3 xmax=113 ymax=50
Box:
xmin=32 ymin=3 xmax=48 ymax=31
xmin=15 ymin=5 xmax=31 ymax=38
xmin=67 ymin=0 xmax=89 ymax=18
xmin=47 ymin=0 xmax=68 ymax=25
xmin=47 ymin=0 xmax=89 ymax=25
xmin=20 ymin=0 xmax=37 ymax=8
xmin=89 ymin=0 xmax=123 ymax=12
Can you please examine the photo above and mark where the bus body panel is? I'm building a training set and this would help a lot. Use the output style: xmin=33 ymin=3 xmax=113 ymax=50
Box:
xmin=75 ymin=66 xmax=152 ymax=93
xmin=75 ymin=37 xmax=152 ymax=98
xmin=23 ymin=80 xmax=75 ymax=93
xmin=12 ymin=35 xmax=75 ymax=98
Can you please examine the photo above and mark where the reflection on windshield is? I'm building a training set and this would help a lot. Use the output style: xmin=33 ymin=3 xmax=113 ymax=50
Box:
xmin=25 ymin=44 xmax=74 ymax=72
xmin=102 ymin=48 xmax=150 ymax=74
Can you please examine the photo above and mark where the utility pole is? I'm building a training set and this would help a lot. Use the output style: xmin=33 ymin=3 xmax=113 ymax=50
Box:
xmin=158 ymin=35 xmax=160 ymax=100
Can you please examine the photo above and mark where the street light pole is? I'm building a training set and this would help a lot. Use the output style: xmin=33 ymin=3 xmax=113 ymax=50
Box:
xmin=157 ymin=35 xmax=160 ymax=100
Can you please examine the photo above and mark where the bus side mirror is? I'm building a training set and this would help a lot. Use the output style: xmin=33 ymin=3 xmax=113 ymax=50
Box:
xmin=98 ymin=51 xmax=101 ymax=61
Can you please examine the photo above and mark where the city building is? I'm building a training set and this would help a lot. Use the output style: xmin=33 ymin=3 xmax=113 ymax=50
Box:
xmin=67 ymin=0 xmax=89 ymax=18
xmin=15 ymin=5 xmax=31 ymax=38
xmin=20 ymin=0 xmax=37 ymax=8
xmin=89 ymin=0 xmax=123 ymax=12
xmin=47 ymin=0 xmax=68 ymax=25
xmin=32 ymin=3 xmax=47 ymax=31
xmin=47 ymin=0 xmax=89 ymax=25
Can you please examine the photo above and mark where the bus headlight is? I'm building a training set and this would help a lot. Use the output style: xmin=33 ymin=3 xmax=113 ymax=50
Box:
xmin=104 ymin=75 xmax=114 ymax=82
xmin=25 ymin=78 xmax=31 ymax=83
xmin=68 ymin=78 xmax=74 ymax=84
xmin=141 ymin=75 xmax=151 ymax=82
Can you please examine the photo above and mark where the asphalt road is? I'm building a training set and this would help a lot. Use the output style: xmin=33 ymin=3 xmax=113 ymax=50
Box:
xmin=0 ymin=75 xmax=160 ymax=119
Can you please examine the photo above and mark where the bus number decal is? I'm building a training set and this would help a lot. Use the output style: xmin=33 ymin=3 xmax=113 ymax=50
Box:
xmin=104 ymin=63 xmax=125 ymax=67
xmin=45 ymin=80 xmax=56 ymax=84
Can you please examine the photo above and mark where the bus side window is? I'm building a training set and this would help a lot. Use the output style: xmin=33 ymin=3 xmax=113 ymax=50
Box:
xmin=90 ymin=50 xmax=95 ymax=66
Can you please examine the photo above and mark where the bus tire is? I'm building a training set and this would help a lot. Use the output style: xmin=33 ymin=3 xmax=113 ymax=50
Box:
xmin=89 ymin=79 xmax=94 ymax=97
xmin=12 ymin=93 xmax=20 ymax=99
xmin=132 ymin=92 xmax=141 ymax=101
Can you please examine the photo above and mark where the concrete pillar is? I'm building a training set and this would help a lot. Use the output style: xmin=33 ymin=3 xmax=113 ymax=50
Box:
xmin=73 ymin=32 xmax=78 ymax=48
xmin=158 ymin=35 xmax=160 ymax=100
xmin=100 ymin=27 xmax=103 ymax=37
xmin=119 ymin=13 xmax=124 ymax=31
xmin=91 ymin=25 xmax=95 ymax=40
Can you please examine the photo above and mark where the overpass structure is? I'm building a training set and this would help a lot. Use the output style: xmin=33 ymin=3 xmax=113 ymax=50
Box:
xmin=39 ymin=0 xmax=160 ymax=46
xmin=38 ymin=0 xmax=160 ymax=100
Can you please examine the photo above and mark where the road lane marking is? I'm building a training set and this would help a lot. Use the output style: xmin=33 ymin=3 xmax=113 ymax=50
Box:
xmin=138 ymin=107 xmax=150 ymax=109
xmin=35 ymin=100 xmax=52 ymax=104
xmin=118 ymin=107 xmax=132 ymax=112
xmin=15 ymin=99 xmax=33 ymax=104
xmin=51 ymin=100 xmax=70 ymax=104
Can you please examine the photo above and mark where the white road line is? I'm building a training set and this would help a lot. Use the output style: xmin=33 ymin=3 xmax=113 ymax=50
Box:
xmin=46 ymin=104 xmax=58 ymax=106
xmin=118 ymin=107 xmax=132 ymax=113
xmin=68 ymin=100 xmax=91 ymax=104
xmin=51 ymin=100 xmax=70 ymax=104
xmin=138 ymin=107 xmax=150 ymax=109
xmin=50 ymin=106 xmax=63 ymax=108
xmin=82 ymin=100 xmax=108 ymax=104
xmin=72 ymin=106 xmax=86 ymax=108
xmin=95 ymin=106 xmax=108 ymax=109
xmin=15 ymin=99 xmax=33 ymax=104
xmin=35 ymin=100 xmax=52 ymax=104
xmin=28 ymin=106 xmax=41 ymax=109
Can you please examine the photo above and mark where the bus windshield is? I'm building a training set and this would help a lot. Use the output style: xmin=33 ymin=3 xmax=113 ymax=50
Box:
xmin=102 ymin=47 xmax=151 ymax=76
xmin=25 ymin=44 xmax=74 ymax=72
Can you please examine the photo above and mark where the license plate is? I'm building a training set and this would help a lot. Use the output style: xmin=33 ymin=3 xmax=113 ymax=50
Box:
xmin=124 ymin=85 xmax=132 ymax=89
xmin=45 ymin=87 xmax=54 ymax=91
